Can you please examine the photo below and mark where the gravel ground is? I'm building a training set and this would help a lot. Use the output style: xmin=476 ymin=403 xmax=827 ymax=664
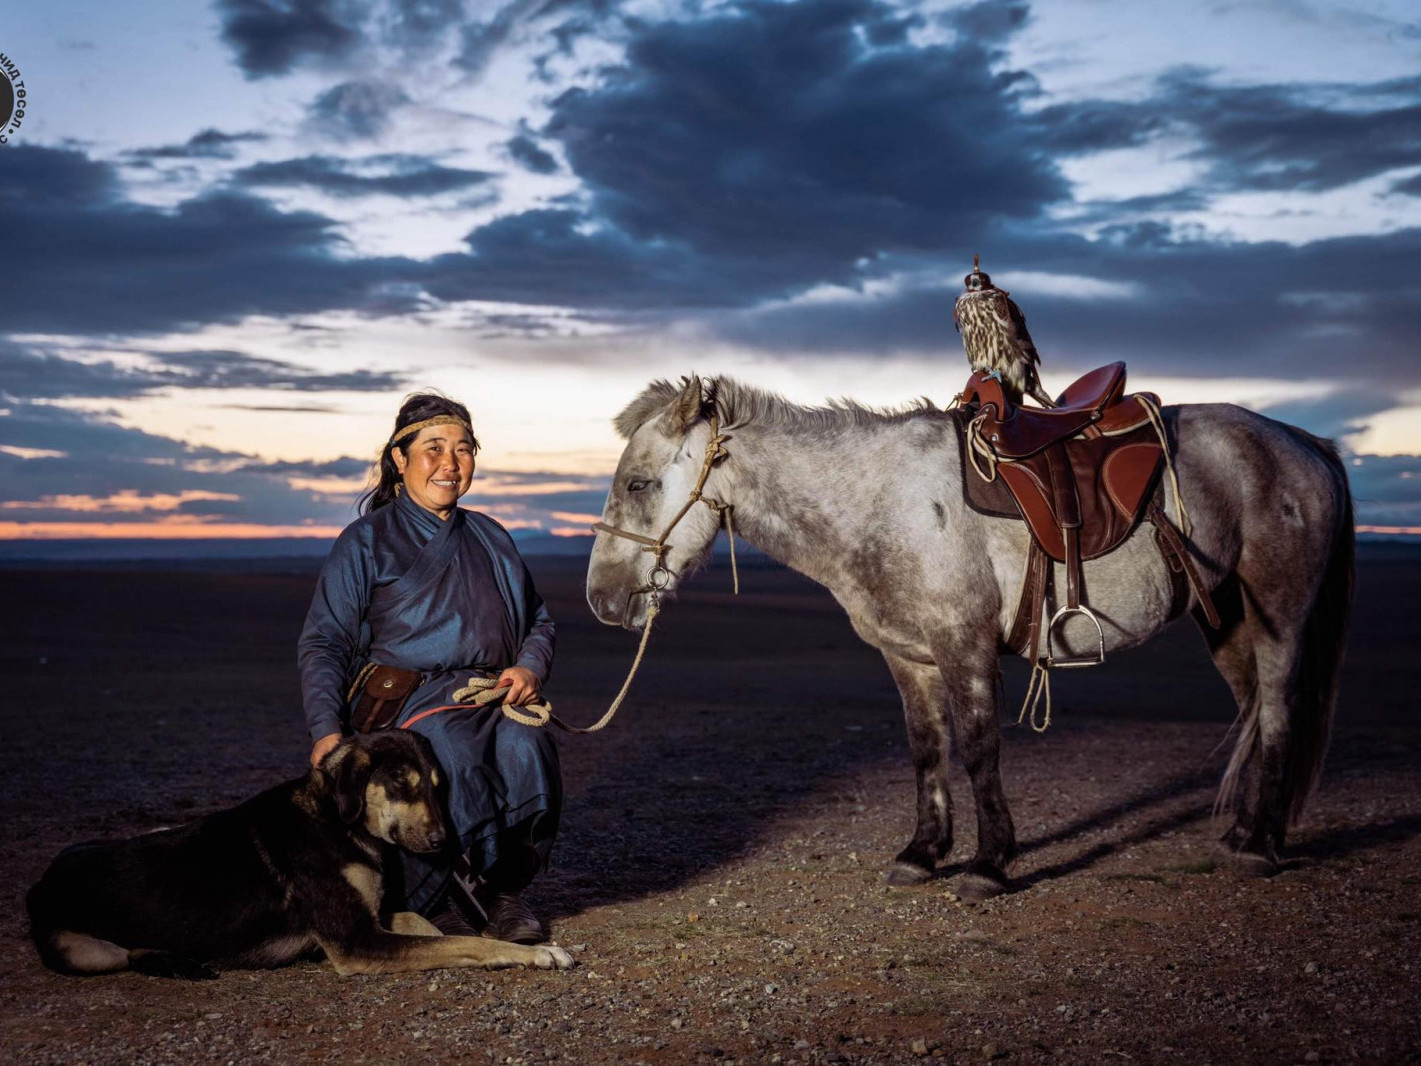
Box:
xmin=2 ymin=548 xmax=1418 ymax=1065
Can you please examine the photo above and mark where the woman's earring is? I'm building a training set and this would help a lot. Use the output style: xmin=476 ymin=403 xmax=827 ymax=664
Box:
xmin=395 ymin=482 xmax=404 ymax=496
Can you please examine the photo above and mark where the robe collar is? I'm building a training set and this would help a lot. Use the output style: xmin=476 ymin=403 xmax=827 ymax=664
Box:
xmin=395 ymin=487 xmax=462 ymax=539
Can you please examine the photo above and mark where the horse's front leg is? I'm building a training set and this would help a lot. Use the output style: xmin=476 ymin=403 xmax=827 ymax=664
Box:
xmin=934 ymin=634 xmax=1016 ymax=901
xmin=881 ymin=652 xmax=953 ymax=885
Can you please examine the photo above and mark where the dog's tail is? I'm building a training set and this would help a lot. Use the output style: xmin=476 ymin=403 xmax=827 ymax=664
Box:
xmin=27 ymin=882 xmax=217 ymax=979
xmin=26 ymin=880 xmax=132 ymax=976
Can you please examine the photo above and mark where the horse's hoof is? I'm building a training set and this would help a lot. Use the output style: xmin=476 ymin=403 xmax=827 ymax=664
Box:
xmin=1215 ymin=843 xmax=1279 ymax=878
xmin=884 ymin=861 xmax=933 ymax=887
xmin=957 ymin=871 xmax=1011 ymax=902
xmin=1213 ymin=836 xmax=1280 ymax=877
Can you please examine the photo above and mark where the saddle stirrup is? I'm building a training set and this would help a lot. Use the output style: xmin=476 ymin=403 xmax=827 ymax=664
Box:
xmin=1044 ymin=603 xmax=1106 ymax=669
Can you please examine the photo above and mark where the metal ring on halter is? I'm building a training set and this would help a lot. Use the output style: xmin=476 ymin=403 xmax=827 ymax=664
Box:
xmin=1044 ymin=604 xmax=1107 ymax=669
xmin=646 ymin=562 xmax=673 ymax=590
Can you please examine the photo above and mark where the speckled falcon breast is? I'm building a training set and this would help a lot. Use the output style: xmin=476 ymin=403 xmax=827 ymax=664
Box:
xmin=954 ymin=291 xmax=1018 ymax=375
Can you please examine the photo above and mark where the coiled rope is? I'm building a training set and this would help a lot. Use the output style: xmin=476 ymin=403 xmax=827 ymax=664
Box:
xmin=432 ymin=599 xmax=662 ymax=734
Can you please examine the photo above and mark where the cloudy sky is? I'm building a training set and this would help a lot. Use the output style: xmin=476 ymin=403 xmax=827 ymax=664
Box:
xmin=1 ymin=0 xmax=1418 ymax=543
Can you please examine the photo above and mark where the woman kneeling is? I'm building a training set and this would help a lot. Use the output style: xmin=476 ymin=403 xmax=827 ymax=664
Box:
xmin=299 ymin=392 xmax=559 ymax=943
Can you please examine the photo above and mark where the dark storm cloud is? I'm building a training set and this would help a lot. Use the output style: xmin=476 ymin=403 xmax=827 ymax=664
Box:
xmin=154 ymin=350 xmax=408 ymax=391
xmin=1038 ymin=69 xmax=1421 ymax=194
xmin=308 ymin=79 xmax=411 ymax=139
xmin=506 ymin=134 xmax=559 ymax=174
xmin=0 ymin=145 xmax=419 ymax=335
xmin=2 ymin=402 xmax=223 ymax=469
xmin=234 ymin=154 xmax=495 ymax=197
xmin=240 ymin=456 xmax=371 ymax=478
xmin=217 ymin=0 xmax=609 ymax=79
xmin=1167 ymin=73 xmax=1421 ymax=193
xmin=217 ymin=0 xmax=369 ymax=78
xmin=1248 ymin=388 xmax=1404 ymax=442
xmin=1393 ymin=172 xmax=1421 ymax=196
xmin=128 ymin=128 xmax=270 ymax=160
xmin=703 ymin=223 xmax=1421 ymax=387
xmin=997 ymin=227 xmax=1421 ymax=384
xmin=0 ymin=343 xmax=173 ymax=400
xmin=544 ymin=0 xmax=1063 ymax=277
xmin=945 ymin=0 xmax=1029 ymax=43
xmin=174 ymin=496 xmax=252 ymax=517
xmin=456 ymin=0 xmax=618 ymax=77
xmin=0 ymin=401 xmax=368 ymax=525
xmin=217 ymin=403 xmax=341 ymax=412
xmin=0 ymin=400 xmax=609 ymax=530
xmin=430 ymin=0 xmax=1419 ymax=357
xmin=0 ymin=343 xmax=408 ymax=401
xmin=1348 ymin=454 xmax=1421 ymax=528
xmin=383 ymin=0 xmax=465 ymax=48
xmin=11 ymin=1 xmax=1421 ymax=391
xmin=1033 ymin=98 xmax=1163 ymax=156
xmin=463 ymin=472 xmax=611 ymax=520
xmin=455 ymin=0 xmax=538 ymax=77
xmin=535 ymin=3 xmax=626 ymax=77
xmin=414 ymin=0 xmax=1070 ymax=312
xmin=421 ymin=209 xmax=780 ymax=310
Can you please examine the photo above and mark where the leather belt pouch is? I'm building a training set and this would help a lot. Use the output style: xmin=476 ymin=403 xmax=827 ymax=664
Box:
xmin=349 ymin=664 xmax=422 ymax=733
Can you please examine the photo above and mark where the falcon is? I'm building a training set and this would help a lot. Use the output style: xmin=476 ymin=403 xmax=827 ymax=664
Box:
xmin=952 ymin=255 xmax=1054 ymax=407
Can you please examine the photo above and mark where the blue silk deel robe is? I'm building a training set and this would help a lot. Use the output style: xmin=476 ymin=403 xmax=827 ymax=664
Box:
xmin=297 ymin=491 xmax=559 ymax=914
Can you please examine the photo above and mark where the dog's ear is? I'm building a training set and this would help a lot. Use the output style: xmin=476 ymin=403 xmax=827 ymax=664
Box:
xmin=327 ymin=744 xmax=374 ymax=824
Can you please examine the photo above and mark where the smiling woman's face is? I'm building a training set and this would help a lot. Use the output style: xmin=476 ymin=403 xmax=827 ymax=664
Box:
xmin=392 ymin=424 xmax=477 ymax=519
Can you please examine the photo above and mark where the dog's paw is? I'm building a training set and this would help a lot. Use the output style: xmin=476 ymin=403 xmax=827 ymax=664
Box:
xmin=533 ymin=945 xmax=575 ymax=970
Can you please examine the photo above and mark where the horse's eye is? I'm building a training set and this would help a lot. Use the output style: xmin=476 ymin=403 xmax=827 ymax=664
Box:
xmin=628 ymin=478 xmax=650 ymax=492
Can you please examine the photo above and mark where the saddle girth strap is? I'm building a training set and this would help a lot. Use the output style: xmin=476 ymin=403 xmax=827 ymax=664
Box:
xmin=1146 ymin=503 xmax=1221 ymax=629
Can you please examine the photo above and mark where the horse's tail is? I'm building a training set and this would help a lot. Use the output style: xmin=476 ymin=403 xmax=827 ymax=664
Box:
xmin=1217 ymin=428 xmax=1353 ymax=825
xmin=1286 ymin=432 xmax=1354 ymax=823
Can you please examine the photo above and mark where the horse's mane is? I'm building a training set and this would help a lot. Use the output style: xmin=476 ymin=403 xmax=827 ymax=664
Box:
xmin=613 ymin=375 xmax=945 ymax=439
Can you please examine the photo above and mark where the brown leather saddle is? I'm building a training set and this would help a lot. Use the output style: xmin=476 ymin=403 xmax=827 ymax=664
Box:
xmin=952 ymin=363 xmax=1219 ymax=724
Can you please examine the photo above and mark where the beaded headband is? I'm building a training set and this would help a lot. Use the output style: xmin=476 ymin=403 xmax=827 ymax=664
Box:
xmin=388 ymin=415 xmax=475 ymax=449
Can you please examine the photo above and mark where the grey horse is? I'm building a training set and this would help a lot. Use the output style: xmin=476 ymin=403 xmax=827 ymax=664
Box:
xmin=586 ymin=375 xmax=1353 ymax=901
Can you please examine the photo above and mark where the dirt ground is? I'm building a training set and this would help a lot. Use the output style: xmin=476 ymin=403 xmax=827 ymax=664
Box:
xmin=2 ymin=545 xmax=1419 ymax=1065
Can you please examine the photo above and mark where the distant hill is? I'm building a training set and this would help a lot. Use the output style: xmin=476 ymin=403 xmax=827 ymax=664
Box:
xmin=0 ymin=531 xmax=597 ymax=565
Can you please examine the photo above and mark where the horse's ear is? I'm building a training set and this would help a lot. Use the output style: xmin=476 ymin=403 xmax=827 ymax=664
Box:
xmin=660 ymin=375 xmax=706 ymax=435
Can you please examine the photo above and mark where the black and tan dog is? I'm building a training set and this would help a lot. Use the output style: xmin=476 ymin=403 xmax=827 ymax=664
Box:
xmin=27 ymin=731 xmax=572 ymax=978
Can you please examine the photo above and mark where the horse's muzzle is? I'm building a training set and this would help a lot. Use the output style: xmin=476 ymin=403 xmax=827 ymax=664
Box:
xmin=586 ymin=585 xmax=638 ymax=629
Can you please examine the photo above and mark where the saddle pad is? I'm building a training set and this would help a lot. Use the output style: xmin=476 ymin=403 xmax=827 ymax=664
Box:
xmin=952 ymin=409 xmax=1021 ymax=520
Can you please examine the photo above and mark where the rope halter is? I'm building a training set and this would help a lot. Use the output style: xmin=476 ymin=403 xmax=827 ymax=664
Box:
xmin=590 ymin=411 xmax=739 ymax=605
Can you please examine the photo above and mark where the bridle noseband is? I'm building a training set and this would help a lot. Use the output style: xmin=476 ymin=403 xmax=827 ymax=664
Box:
xmin=591 ymin=412 xmax=739 ymax=610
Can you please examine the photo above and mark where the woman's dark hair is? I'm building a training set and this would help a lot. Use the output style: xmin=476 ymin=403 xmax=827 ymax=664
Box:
xmin=359 ymin=391 xmax=479 ymax=514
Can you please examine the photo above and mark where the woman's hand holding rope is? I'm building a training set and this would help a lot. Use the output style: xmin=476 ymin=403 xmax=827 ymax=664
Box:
xmin=494 ymin=665 xmax=542 ymax=706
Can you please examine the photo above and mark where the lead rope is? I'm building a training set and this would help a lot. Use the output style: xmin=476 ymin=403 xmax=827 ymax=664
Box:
xmin=545 ymin=410 xmax=738 ymax=734
xmin=449 ymin=598 xmax=662 ymax=734
xmin=965 ymin=408 xmax=1000 ymax=483
xmin=702 ymin=497 xmax=739 ymax=594
xmin=1018 ymin=660 xmax=1052 ymax=733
